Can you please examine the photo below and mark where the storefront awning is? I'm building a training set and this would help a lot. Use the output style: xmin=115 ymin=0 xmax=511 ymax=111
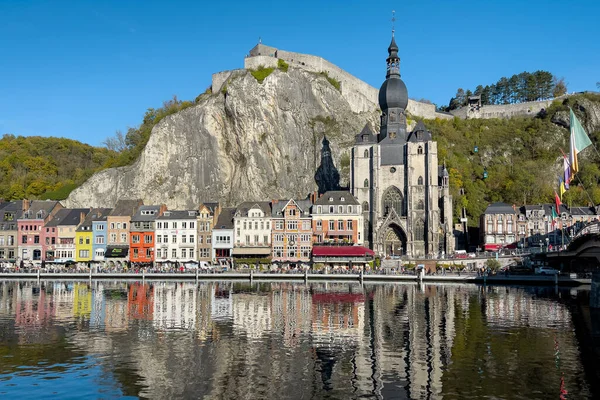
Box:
xmin=232 ymin=247 xmax=271 ymax=256
xmin=105 ymin=246 xmax=129 ymax=258
xmin=312 ymin=246 xmax=374 ymax=257
xmin=484 ymin=244 xmax=502 ymax=251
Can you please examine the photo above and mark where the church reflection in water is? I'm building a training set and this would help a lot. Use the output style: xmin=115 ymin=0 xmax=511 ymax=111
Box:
xmin=0 ymin=280 xmax=592 ymax=399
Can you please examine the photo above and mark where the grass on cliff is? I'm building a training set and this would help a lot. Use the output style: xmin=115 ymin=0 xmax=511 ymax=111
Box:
xmin=277 ymin=59 xmax=289 ymax=72
xmin=250 ymin=65 xmax=275 ymax=83
xmin=319 ymin=71 xmax=341 ymax=91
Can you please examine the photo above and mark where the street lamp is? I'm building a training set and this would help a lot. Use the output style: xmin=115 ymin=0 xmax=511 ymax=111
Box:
xmin=545 ymin=237 xmax=549 ymax=252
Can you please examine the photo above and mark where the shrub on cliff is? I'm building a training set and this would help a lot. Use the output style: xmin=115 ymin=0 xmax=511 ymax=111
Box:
xmin=277 ymin=59 xmax=289 ymax=72
xmin=319 ymin=71 xmax=341 ymax=91
xmin=250 ymin=65 xmax=275 ymax=83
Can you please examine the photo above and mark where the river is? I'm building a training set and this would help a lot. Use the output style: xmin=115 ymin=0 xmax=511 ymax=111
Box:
xmin=0 ymin=280 xmax=595 ymax=399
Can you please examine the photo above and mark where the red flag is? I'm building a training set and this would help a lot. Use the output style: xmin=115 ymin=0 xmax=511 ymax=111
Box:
xmin=555 ymin=191 xmax=562 ymax=213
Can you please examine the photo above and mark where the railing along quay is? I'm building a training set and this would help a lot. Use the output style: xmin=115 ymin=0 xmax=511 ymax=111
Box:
xmin=0 ymin=270 xmax=591 ymax=286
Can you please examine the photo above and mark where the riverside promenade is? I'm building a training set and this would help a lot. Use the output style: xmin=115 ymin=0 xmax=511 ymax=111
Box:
xmin=0 ymin=270 xmax=590 ymax=286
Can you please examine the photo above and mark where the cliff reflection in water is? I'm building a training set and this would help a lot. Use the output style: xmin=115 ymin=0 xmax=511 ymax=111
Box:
xmin=0 ymin=281 xmax=592 ymax=399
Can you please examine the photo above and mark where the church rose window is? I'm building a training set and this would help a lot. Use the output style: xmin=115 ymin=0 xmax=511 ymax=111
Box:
xmin=383 ymin=186 xmax=403 ymax=217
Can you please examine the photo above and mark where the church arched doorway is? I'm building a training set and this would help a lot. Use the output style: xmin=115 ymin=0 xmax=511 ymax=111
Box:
xmin=383 ymin=224 xmax=407 ymax=257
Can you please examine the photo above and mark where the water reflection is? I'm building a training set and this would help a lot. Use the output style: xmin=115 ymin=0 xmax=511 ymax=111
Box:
xmin=0 ymin=281 xmax=594 ymax=399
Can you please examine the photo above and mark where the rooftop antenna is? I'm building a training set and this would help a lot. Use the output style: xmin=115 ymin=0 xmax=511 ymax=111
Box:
xmin=391 ymin=10 xmax=396 ymax=36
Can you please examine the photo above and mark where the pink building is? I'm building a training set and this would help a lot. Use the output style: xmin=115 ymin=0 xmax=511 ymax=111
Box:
xmin=271 ymin=199 xmax=313 ymax=265
xmin=17 ymin=200 xmax=62 ymax=263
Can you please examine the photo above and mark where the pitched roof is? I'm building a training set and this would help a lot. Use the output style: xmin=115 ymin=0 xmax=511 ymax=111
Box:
xmin=214 ymin=207 xmax=236 ymax=230
xmin=20 ymin=200 xmax=61 ymax=220
xmin=109 ymin=199 xmax=143 ymax=217
xmin=131 ymin=205 xmax=163 ymax=222
xmin=234 ymin=201 xmax=271 ymax=217
xmin=46 ymin=208 xmax=89 ymax=227
xmin=407 ymin=121 xmax=432 ymax=142
xmin=354 ymin=123 xmax=377 ymax=144
xmin=158 ymin=210 xmax=199 ymax=220
xmin=77 ymin=208 xmax=112 ymax=231
xmin=271 ymin=199 xmax=312 ymax=217
xmin=0 ymin=201 xmax=23 ymax=223
xmin=484 ymin=202 xmax=516 ymax=214
xmin=200 ymin=202 xmax=219 ymax=214
xmin=314 ymin=191 xmax=359 ymax=206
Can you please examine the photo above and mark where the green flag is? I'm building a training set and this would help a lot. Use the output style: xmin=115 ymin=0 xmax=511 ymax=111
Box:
xmin=551 ymin=206 xmax=558 ymax=220
xmin=570 ymin=108 xmax=592 ymax=152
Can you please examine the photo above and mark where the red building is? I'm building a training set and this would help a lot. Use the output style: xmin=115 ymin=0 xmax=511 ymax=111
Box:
xmin=17 ymin=200 xmax=62 ymax=263
xmin=129 ymin=205 xmax=166 ymax=265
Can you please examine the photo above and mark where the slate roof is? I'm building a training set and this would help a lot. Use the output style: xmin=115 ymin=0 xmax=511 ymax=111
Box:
xmin=46 ymin=208 xmax=90 ymax=227
xmin=158 ymin=210 xmax=199 ymax=220
xmin=569 ymin=206 xmax=597 ymax=216
xmin=0 ymin=201 xmax=23 ymax=223
xmin=271 ymin=199 xmax=312 ymax=217
xmin=200 ymin=202 xmax=220 ymax=215
xmin=109 ymin=199 xmax=143 ymax=217
xmin=407 ymin=121 xmax=433 ymax=143
xmin=484 ymin=202 xmax=516 ymax=214
xmin=234 ymin=201 xmax=271 ymax=217
xmin=131 ymin=205 xmax=163 ymax=222
xmin=314 ymin=191 xmax=359 ymax=206
xmin=92 ymin=208 xmax=112 ymax=223
xmin=214 ymin=207 xmax=236 ymax=230
xmin=354 ymin=123 xmax=377 ymax=144
xmin=77 ymin=208 xmax=112 ymax=231
xmin=20 ymin=200 xmax=61 ymax=220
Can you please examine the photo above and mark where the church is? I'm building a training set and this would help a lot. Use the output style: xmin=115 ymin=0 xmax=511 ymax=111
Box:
xmin=350 ymin=33 xmax=454 ymax=258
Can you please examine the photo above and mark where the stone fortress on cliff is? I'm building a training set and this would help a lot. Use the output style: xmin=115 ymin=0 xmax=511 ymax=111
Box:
xmin=212 ymin=42 xmax=569 ymax=121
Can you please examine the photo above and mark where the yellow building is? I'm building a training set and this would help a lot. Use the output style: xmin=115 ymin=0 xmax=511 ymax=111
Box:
xmin=75 ymin=209 xmax=101 ymax=262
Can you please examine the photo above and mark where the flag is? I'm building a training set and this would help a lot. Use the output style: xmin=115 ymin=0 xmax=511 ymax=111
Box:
xmin=554 ymin=191 xmax=562 ymax=214
xmin=559 ymin=179 xmax=566 ymax=200
xmin=551 ymin=206 xmax=558 ymax=228
xmin=563 ymin=155 xmax=571 ymax=188
xmin=569 ymin=108 xmax=592 ymax=174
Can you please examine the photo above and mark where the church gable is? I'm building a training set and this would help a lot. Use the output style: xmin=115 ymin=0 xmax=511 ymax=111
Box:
xmin=355 ymin=123 xmax=377 ymax=144
xmin=407 ymin=121 xmax=432 ymax=142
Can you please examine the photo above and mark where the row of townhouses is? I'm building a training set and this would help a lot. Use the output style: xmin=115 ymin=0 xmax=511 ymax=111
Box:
xmin=0 ymin=191 xmax=372 ymax=267
xmin=480 ymin=202 xmax=599 ymax=251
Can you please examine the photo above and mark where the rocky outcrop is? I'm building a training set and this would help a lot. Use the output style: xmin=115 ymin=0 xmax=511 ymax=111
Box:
xmin=66 ymin=67 xmax=379 ymax=209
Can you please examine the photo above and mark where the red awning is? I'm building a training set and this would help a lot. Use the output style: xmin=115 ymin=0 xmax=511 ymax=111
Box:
xmin=312 ymin=246 xmax=375 ymax=257
xmin=484 ymin=243 xmax=502 ymax=251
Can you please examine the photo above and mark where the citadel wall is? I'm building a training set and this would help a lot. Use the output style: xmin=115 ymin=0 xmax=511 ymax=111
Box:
xmin=450 ymin=96 xmax=567 ymax=119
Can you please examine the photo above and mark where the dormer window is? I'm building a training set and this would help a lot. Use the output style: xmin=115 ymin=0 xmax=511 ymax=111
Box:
xmin=338 ymin=205 xmax=343 ymax=213
xmin=317 ymin=206 xmax=322 ymax=214
xmin=329 ymin=206 xmax=334 ymax=213
xmin=36 ymin=211 xmax=44 ymax=219
xmin=329 ymin=197 xmax=333 ymax=202
xmin=340 ymin=197 xmax=345 ymax=202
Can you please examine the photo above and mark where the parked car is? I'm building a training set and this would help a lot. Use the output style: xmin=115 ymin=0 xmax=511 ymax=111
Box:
xmin=535 ymin=266 xmax=559 ymax=275
xmin=509 ymin=265 xmax=534 ymax=275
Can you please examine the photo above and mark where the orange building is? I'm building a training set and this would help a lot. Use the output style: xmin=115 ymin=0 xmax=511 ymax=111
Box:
xmin=129 ymin=205 xmax=166 ymax=265
xmin=311 ymin=191 xmax=364 ymax=245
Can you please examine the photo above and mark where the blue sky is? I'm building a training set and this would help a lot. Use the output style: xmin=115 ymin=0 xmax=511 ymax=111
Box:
xmin=1 ymin=0 xmax=599 ymax=146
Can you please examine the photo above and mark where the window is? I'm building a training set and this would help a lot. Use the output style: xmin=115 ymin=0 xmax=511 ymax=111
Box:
xmin=416 ymin=199 xmax=424 ymax=210
xmin=133 ymin=248 xmax=139 ymax=259
xmin=120 ymin=233 xmax=127 ymax=243
xmin=338 ymin=205 xmax=343 ymax=213
xmin=198 ymin=235 xmax=203 ymax=244
xmin=363 ymin=201 xmax=369 ymax=212
xmin=347 ymin=220 xmax=353 ymax=230
xmin=364 ymin=149 xmax=369 ymax=158
xmin=157 ymin=222 xmax=162 ymax=229
xmin=414 ymin=219 xmax=425 ymax=241
xmin=110 ymin=223 xmax=115 ymax=229
xmin=144 ymin=234 xmax=152 ymax=244
xmin=348 ymin=206 xmax=353 ymax=213
xmin=317 ymin=206 xmax=322 ymax=214
xmin=146 ymin=248 xmax=151 ymax=258
xmin=329 ymin=206 xmax=334 ymax=213
xmin=337 ymin=220 xmax=343 ymax=230
xmin=79 ymin=236 xmax=85 ymax=245
xmin=244 ymin=221 xmax=247 ymax=230
xmin=417 ymin=146 xmax=423 ymax=155
xmin=207 ymin=236 xmax=211 ymax=244
xmin=266 ymin=221 xmax=270 ymax=230
xmin=95 ymin=235 xmax=105 ymax=244
xmin=264 ymin=235 xmax=269 ymax=244
xmin=132 ymin=235 xmax=140 ymax=244
xmin=301 ymin=221 xmax=310 ymax=230
xmin=287 ymin=221 xmax=298 ymax=230
xmin=274 ymin=234 xmax=284 ymax=242
xmin=157 ymin=235 xmax=162 ymax=244
xmin=301 ymin=246 xmax=311 ymax=259
xmin=254 ymin=235 xmax=259 ymax=244
xmin=189 ymin=249 xmax=194 ymax=259
xmin=156 ymin=248 xmax=161 ymax=258
xmin=173 ymin=222 xmax=177 ymax=229
xmin=189 ymin=235 xmax=195 ymax=243
xmin=182 ymin=222 xmax=187 ymax=229
xmin=364 ymin=179 xmax=369 ymax=188
xmin=182 ymin=248 xmax=187 ymax=258
xmin=21 ymin=235 xmax=27 ymax=244
xmin=246 ymin=235 xmax=250 ymax=243
xmin=182 ymin=235 xmax=187 ymax=243
xmin=417 ymin=176 xmax=423 ymax=185
xmin=497 ymin=221 xmax=503 ymax=234
xmin=316 ymin=220 xmax=322 ymax=230
xmin=172 ymin=235 xmax=177 ymax=243
xmin=172 ymin=248 xmax=177 ymax=258
xmin=383 ymin=187 xmax=403 ymax=216
xmin=190 ymin=222 xmax=195 ymax=229
xmin=200 ymin=248 xmax=210 ymax=258
xmin=289 ymin=208 xmax=296 ymax=216
xmin=329 ymin=220 xmax=335 ymax=231
xmin=301 ymin=234 xmax=311 ymax=242
xmin=116 ymin=223 xmax=121 ymax=229
xmin=79 ymin=250 xmax=90 ymax=259
xmin=164 ymin=222 xmax=169 ymax=229
xmin=288 ymin=247 xmax=297 ymax=258
xmin=273 ymin=246 xmax=283 ymax=258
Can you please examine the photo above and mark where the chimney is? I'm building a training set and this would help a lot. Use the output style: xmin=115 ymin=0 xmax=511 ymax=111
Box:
xmin=22 ymin=199 xmax=30 ymax=212
xmin=80 ymin=211 xmax=86 ymax=224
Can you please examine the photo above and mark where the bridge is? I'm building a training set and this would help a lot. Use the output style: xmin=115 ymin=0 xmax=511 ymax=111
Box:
xmin=546 ymin=221 xmax=600 ymax=267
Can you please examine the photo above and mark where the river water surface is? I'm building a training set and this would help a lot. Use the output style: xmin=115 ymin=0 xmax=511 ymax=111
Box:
xmin=0 ymin=280 xmax=596 ymax=399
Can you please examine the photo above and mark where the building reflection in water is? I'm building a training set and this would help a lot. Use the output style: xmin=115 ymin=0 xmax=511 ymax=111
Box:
xmin=0 ymin=280 xmax=592 ymax=399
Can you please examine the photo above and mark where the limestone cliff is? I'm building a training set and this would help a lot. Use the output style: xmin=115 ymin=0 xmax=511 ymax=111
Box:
xmin=66 ymin=67 xmax=380 ymax=209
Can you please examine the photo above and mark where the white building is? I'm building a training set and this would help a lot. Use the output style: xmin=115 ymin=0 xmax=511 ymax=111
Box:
xmin=155 ymin=210 xmax=198 ymax=264
xmin=211 ymin=208 xmax=236 ymax=263
xmin=233 ymin=202 xmax=272 ymax=259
